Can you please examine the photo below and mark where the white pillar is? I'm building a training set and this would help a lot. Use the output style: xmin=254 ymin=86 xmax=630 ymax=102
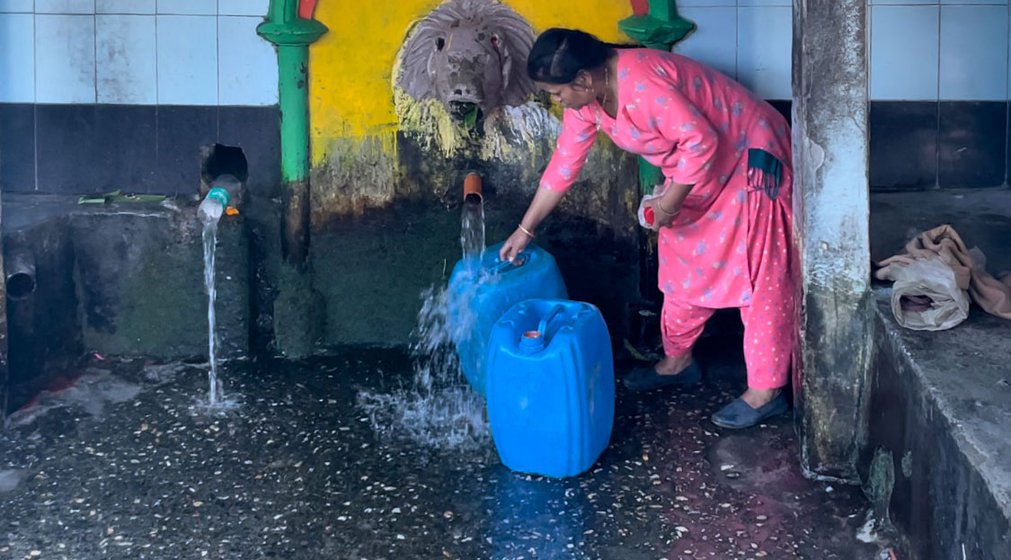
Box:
xmin=791 ymin=0 xmax=872 ymax=481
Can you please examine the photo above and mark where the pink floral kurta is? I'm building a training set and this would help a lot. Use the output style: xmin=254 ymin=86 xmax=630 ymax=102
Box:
xmin=540 ymin=48 xmax=793 ymax=311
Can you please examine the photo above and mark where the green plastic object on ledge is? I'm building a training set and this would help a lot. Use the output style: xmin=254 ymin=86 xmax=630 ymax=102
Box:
xmin=78 ymin=190 xmax=167 ymax=205
xmin=619 ymin=0 xmax=695 ymax=51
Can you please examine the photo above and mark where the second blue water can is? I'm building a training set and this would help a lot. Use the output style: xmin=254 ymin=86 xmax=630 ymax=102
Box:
xmin=485 ymin=299 xmax=615 ymax=478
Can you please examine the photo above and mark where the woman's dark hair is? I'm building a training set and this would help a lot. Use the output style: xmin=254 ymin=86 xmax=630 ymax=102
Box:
xmin=527 ymin=28 xmax=617 ymax=84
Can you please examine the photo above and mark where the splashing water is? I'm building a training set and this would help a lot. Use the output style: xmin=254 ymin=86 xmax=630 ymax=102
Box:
xmin=357 ymin=197 xmax=493 ymax=451
xmin=201 ymin=219 xmax=225 ymax=406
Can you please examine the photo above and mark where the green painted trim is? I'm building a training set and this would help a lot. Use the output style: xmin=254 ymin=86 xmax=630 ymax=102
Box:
xmin=258 ymin=0 xmax=328 ymax=46
xmin=277 ymin=45 xmax=310 ymax=182
xmin=256 ymin=0 xmax=328 ymax=184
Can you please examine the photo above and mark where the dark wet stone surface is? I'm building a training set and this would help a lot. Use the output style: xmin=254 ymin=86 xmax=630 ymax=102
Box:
xmin=0 ymin=339 xmax=892 ymax=559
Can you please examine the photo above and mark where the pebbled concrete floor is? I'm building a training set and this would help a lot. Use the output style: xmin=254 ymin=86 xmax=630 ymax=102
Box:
xmin=0 ymin=337 xmax=894 ymax=560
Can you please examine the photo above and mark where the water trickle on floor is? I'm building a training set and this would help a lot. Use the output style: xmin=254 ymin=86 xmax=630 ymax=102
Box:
xmin=357 ymin=196 xmax=491 ymax=451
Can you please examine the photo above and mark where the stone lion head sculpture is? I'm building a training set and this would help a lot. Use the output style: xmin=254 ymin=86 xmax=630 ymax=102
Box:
xmin=394 ymin=0 xmax=536 ymax=120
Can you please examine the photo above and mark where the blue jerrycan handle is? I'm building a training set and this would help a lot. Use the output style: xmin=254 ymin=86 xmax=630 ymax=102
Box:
xmin=537 ymin=304 xmax=566 ymax=339
xmin=489 ymin=251 xmax=529 ymax=274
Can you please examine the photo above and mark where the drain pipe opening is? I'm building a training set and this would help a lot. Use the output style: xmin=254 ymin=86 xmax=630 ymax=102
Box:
xmin=6 ymin=248 xmax=36 ymax=302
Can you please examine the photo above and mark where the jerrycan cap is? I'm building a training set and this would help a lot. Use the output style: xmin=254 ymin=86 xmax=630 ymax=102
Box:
xmin=519 ymin=330 xmax=546 ymax=354
xmin=518 ymin=304 xmax=566 ymax=354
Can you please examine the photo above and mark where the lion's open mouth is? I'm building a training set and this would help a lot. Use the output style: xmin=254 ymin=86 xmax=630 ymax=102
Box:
xmin=448 ymin=101 xmax=483 ymax=127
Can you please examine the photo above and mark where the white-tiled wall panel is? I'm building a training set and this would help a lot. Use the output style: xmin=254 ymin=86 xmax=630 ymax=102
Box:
xmin=219 ymin=0 xmax=269 ymax=17
xmin=737 ymin=6 xmax=792 ymax=99
xmin=737 ymin=0 xmax=790 ymax=6
xmin=97 ymin=14 xmax=157 ymax=103
xmin=157 ymin=0 xmax=214 ymax=15
xmin=938 ymin=0 xmax=1007 ymax=5
xmin=97 ymin=0 xmax=156 ymax=14
xmin=675 ymin=6 xmax=737 ymax=80
xmin=35 ymin=14 xmax=96 ymax=103
xmin=157 ymin=15 xmax=217 ymax=104
xmin=871 ymin=5 xmax=940 ymax=100
xmin=0 ymin=13 xmax=35 ymax=102
xmin=218 ymin=15 xmax=278 ymax=105
xmin=939 ymin=5 xmax=1009 ymax=100
xmin=9 ymin=1 xmax=1011 ymax=107
xmin=36 ymin=0 xmax=95 ymax=14
xmin=675 ymin=0 xmax=736 ymax=6
xmin=0 ymin=0 xmax=34 ymax=12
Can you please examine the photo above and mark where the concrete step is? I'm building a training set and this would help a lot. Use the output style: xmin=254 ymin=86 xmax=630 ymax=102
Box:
xmin=865 ymin=289 xmax=1011 ymax=559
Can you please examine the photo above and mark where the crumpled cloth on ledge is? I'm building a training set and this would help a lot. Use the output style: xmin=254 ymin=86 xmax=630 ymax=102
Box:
xmin=874 ymin=225 xmax=1011 ymax=331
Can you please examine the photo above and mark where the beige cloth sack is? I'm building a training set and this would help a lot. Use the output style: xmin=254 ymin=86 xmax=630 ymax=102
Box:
xmin=874 ymin=225 xmax=1011 ymax=330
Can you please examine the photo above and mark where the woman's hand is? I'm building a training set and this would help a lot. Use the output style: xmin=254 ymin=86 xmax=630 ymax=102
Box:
xmin=644 ymin=196 xmax=680 ymax=231
xmin=499 ymin=227 xmax=535 ymax=262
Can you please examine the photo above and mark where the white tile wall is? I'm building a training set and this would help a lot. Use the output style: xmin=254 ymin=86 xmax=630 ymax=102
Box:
xmin=35 ymin=14 xmax=96 ymax=103
xmin=675 ymin=6 xmax=737 ymax=80
xmin=36 ymin=0 xmax=95 ymax=14
xmin=871 ymin=5 xmax=940 ymax=100
xmin=0 ymin=0 xmax=34 ymax=12
xmin=737 ymin=0 xmax=790 ymax=6
xmin=97 ymin=0 xmax=156 ymax=14
xmin=737 ymin=6 xmax=792 ymax=99
xmin=157 ymin=0 xmax=214 ymax=15
xmin=218 ymin=15 xmax=278 ymax=105
xmin=97 ymin=14 xmax=157 ymax=103
xmin=676 ymin=0 xmax=736 ymax=6
xmin=938 ymin=5 xmax=1011 ymax=100
xmin=6 ymin=1 xmax=1010 ymax=106
xmin=157 ymin=15 xmax=218 ymax=104
xmin=937 ymin=0 xmax=1006 ymax=5
xmin=939 ymin=5 xmax=1009 ymax=100
xmin=219 ymin=0 xmax=268 ymax=17
xmin=0 ymin=13 xmax=34 ymax=102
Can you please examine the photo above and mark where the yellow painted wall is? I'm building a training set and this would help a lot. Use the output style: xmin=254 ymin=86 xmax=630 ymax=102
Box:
xmin=309 ymin=0 xmax=632 ymax=163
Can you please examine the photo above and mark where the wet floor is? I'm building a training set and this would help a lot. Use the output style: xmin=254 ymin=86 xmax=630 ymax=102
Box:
xmin=0 ymin=337 xmax=893 ymax=560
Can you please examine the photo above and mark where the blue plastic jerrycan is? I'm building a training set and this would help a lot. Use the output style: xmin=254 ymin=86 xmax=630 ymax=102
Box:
xmin=485 ymin=299 xmax=615 ymax=478
xmin=448 ymin=242 xmax=567 ymax=396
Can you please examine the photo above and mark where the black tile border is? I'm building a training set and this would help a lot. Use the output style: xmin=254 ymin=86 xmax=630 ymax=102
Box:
xmin=0 ymin=103 xmax=36 ymax=192
xmin=3 ymin=101 xmax=1010 ymax=195
xmin=35 ymin=105 xmax=102 ymax=194
xmin=2 ymin=103 xmax=280 ymax=196
xmin=870 ymin=101 xmax=939 ymax=191
xmin=938 ymin=101 xmax=1007 ymax=189
xmin=1006 ymin=103 xmax=1010 ymax=187
xmin=156 ymin=105 xmax=219 ymax=196
xmin=218 ymin=106 xmax=281 ymax=198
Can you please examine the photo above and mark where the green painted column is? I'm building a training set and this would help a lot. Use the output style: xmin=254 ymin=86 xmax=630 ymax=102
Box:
xmin=257 ymin=0 xmax=327 ymax=268
xmin=619 ymin=0 xmax=695 ymax=196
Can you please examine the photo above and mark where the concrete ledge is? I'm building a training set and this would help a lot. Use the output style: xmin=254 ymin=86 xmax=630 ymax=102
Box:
xmin=3 ymin=194 xmax=249 ymax=364
xmin=865 ymin=289 xmax=1011 ymax=559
